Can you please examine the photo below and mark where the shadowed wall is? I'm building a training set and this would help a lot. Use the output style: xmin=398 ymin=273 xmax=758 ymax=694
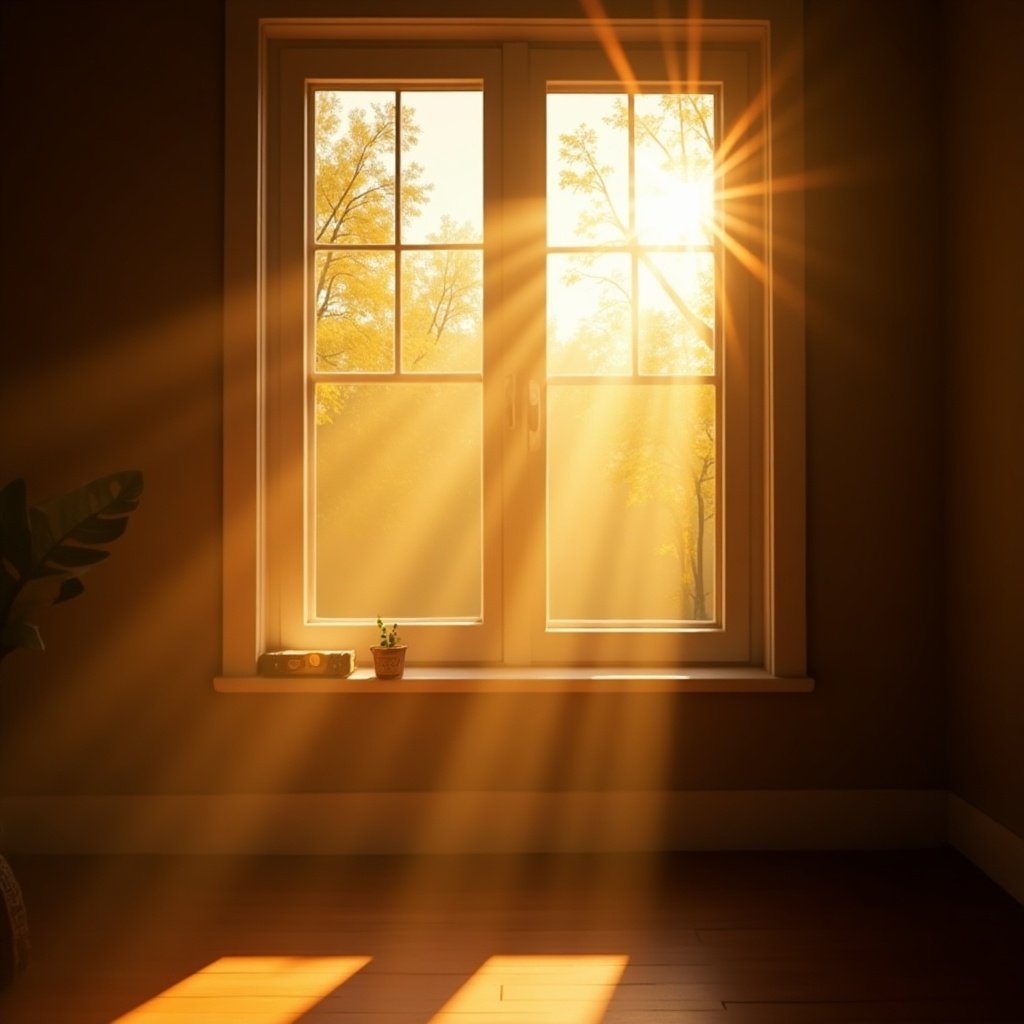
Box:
xmin=2 ymin=1 xmax=1012 ymax=840
xmin=944 ymin=0 xmax=1024 ymax=839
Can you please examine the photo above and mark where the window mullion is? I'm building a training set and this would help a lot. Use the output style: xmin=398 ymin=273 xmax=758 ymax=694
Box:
xmin=628 ymin=93 xmax=639 ymax=379
xmin=499 ymin=40 xmax=538 ymax=666
xmin=394 ymin=91 xmax=403 ymax=375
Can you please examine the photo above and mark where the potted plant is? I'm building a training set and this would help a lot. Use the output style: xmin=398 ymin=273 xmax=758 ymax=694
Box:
xmin=0 ymin=470 xmax=143 ymax=986
xmin=371 ymin=617 xmax=406 ymax=679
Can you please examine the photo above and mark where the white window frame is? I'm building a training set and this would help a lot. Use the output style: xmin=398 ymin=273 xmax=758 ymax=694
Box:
xmin=220 ymin=4 xmax=808 ymax=688
xmin=269 ymin=48 xmax=504 ymax=665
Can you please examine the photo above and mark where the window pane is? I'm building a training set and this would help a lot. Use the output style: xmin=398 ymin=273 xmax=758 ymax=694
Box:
xmin=547 ymin=93 xmax=628 ymax=246
xmin=314 ymin=251 xmax=395 ymax=372
xmin=314 ymin=382 xmax=482 ymax=620
xmin=401 ymin=250 xmax=482 ymax=373
xmin=638 ymin=252 xmax=715 ymax=375
xmin=314 ymin=91 xmax=396 ymax=245
xmin=547 ymin=384 xmax=716 ymax=623
xmin=634 ymin=93 xmax=716 ymax=246
xmin=401 ymin=92 xmax=483 ymax=244
xmin=548 ymin=253 xmax=631 ymax=375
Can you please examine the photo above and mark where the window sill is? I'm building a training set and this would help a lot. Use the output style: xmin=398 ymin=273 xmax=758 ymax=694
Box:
xmin=214 ymin=667 xmax=815 ymax=694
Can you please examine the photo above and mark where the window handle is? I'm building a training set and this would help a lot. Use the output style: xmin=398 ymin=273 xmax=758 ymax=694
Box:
xmin=528 ymin=379 xmax=543 ymax=451
xmin=505 ymin=373 xmax=518 ymax=429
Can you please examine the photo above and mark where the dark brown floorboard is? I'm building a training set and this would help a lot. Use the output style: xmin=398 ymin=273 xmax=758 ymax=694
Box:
xmin=0 ymin=849 xmax=1021 ymax=1022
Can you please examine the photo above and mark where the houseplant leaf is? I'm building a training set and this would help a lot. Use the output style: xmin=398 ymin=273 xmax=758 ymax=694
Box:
xmin=0 ymin=480 xmax=31 ymax=579
xmin=0 ymin=471 xmax=143 ymax=659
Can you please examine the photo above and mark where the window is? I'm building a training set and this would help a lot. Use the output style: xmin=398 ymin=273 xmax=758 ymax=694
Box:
xmin=222 ymin=11 xmax=807 ymax=682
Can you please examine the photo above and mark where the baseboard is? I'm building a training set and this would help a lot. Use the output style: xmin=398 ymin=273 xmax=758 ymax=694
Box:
xmin=0 ymin=789 xmax=947 ymax=856
xmin=4 ymin=791 xmax=1018 ymax=904
xmin=947 ymin=794 xmax=1024 ymax=905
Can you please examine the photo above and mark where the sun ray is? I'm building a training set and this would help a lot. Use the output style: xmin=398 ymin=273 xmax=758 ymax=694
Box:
xmin=578 ymin=0 xmax=639 ymax=93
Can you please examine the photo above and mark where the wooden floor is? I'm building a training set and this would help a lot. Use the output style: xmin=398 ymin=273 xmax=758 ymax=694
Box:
xmin=0 ymin=850 xmax=1021 ymax=1023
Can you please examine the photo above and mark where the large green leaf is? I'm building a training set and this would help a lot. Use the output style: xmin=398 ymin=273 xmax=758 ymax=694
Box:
xmin=1 ymin=620 xmax=43 ymax=652
xmin=0 ymin=471 xmax=143 ymax=658
xmin=29 ymin=471 xmax=142 ymax=573
xmin=0 ymin=480 xmax=31 ymax=579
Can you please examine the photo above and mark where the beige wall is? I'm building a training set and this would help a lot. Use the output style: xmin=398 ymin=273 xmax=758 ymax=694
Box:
xmin=0 ymin=1 xmax=962 ymax=802
xmin=945 ymin=0 xmax=1024 ymax=839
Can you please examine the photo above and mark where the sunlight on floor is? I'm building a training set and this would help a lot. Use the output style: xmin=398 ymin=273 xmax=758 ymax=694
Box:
xmin=110 ymin=955 xmax=370 ymax=1024
xmin=429 ymin=955 xmax=630 ymax=1023
xmin=111 ymin=953 xmax=627 ymax=1023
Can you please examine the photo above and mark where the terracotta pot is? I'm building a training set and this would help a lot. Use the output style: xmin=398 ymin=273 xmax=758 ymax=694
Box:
xmin=0 ymin=854 xmax=29 ymax=988
xmin=371 ymin=645 xmax=407 ymax=679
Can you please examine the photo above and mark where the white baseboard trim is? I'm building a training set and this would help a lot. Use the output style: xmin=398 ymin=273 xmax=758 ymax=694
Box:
xmin=947 ymin=793 xmax=1024 ymax=904
xmin=0 ymin=789 xmax=947 ymax=856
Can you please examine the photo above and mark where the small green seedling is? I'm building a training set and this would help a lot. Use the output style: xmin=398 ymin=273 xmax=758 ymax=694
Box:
xmin=376 ymin=617 xmax=401 ymax=648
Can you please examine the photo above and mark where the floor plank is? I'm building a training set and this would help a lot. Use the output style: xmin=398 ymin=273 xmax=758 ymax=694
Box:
xmin=0 ymin=850 xmax=1021 ymax=1023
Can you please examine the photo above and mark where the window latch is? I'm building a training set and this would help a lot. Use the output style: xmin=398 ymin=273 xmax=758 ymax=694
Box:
xmin=528 ymin=379 xmax=543 ymax=451
xmin=505 ymin=373 xmax=518 ymax=429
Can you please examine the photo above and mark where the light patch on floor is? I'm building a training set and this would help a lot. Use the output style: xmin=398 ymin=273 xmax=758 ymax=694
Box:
xmin=111 ymin=955 xmax=371 ymax=1023
xmin=430 ymin=954 xmax=630 ymax=1023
